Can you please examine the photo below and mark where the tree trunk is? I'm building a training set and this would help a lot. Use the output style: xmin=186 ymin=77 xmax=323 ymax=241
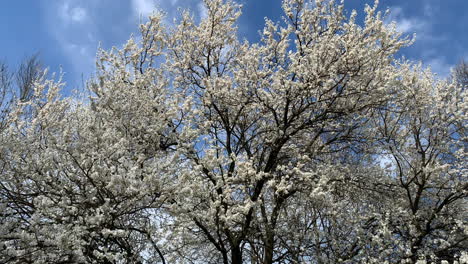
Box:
xmin=263 ymin=233 xmax=274 ymax=264
xmin=231 ymin=244 xmax=242 ymax=264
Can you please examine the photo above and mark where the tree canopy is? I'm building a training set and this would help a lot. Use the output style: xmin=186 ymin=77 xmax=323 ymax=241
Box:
xmin=0 ymin=0 xmax=466 ymax=263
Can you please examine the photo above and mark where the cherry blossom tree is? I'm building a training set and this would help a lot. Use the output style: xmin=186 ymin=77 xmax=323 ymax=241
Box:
xmin=0 ymin=0 xmax=466 ymax=263
xmin=453 ymin=59 xmax=468 ymax=89
xmin=361 ymin=63 xmax=467 ymax=263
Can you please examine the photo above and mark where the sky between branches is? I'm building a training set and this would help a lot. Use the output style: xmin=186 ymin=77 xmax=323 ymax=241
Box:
xmin=1 ymin=0 xmax=466 ymax=92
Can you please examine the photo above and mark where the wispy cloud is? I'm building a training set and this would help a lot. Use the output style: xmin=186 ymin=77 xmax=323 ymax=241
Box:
xmin=70 ymin=7 xmax=88 ymax=23
xmin=386 ymin=5 xmax=453 ymax=78
xmin=197 ymin=1 xmax=208 ymax=20
xmin=426 ymin=57 xmax=453 ymax=78
xmin=423 ymin=2 xmax=434 ymax=17
xmin=131 ymin=0 xmax=206 ymax=22
xmin=42 ymin=0 xmax=208 ymax=86
xmin=59 ymin=2 xmax=89 ymax=24
xmin=131 ymin=0 xmax=156 ymax=18
xmin=43 ymin=0 xmax=99 ymax=86
xmin=129 ymin=0 xmax=208 ymax=31
xmin=386 ymin=6 xmax=428 ymax=35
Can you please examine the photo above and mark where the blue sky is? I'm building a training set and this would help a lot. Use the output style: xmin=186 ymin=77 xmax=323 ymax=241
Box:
xmin=1 ymin=0 xmax=466 ymax=91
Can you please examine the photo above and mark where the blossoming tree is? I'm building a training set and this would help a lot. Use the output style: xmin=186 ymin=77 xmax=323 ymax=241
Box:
xmin=0 ymin=0 xmax=466 ymax=263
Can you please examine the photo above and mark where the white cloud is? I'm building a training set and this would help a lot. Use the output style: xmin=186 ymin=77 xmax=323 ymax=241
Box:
xmin=59 ymin=2 xmax=88 ymax=24
xmin=387 ymin=6 xmax=428 ymax=35
xmin=70 ymin=7 xmax=87 ymax=23
xmin=44 ymin=0 xmax=99 ymax=86
xmin=132 ymin=0 xmax=156 ymax=18
xmin=423 ymin=2 xmax=434 ymax=17
xmin=395 ymin=18 xmax=426 ymax=35
xmin=130 ymin=0 xmax=206 ymax=26
xmin=52 ymin=37 xmax=95 ymax=83
xmin=197 ymin=1 xmax=208 ymax=20
xmin=43 ymin=0 xmax=206 ymax=86
xmin=426 ymin=57 xmax=452 ymax=78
